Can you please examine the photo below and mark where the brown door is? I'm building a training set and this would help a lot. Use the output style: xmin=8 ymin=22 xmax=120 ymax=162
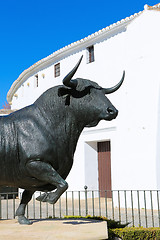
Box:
xmin=98 ymin=141 xmax=112 ymax=198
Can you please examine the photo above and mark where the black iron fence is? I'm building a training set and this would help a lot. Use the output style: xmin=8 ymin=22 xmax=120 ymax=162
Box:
xmin=0 ymin=189 xmax=160 ymax=227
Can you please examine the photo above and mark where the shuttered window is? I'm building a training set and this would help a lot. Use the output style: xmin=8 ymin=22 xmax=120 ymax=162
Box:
xmin=34 ymin=74 xmax=38 ymax=88
xmin=54 ymin=63 xmax=60 ymax=78
xmin=87 ymin=46 xmax=95 ymax=63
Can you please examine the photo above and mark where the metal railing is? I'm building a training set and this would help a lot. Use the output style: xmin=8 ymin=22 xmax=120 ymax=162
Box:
xmin=0 ymin=189 xmax=160 ymax=227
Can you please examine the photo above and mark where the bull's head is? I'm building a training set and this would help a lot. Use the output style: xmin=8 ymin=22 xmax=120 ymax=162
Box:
xmin=61 ymin=56 xmax=124 ymax=127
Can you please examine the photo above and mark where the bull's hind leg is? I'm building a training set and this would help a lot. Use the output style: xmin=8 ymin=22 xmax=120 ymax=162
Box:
xmin=26 ymin=160 xmax=68 ymax=204
xmin=15 ymin=190 xmax=34 ymax=225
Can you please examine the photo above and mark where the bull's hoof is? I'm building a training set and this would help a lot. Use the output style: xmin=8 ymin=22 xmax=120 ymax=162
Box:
xmin=36 ymin=193 xmax=49 ymax=202
xmin=36 ymin=192 xmax=58 ymax=204
xmin=18 ymin=215 xmax=32 ymax=225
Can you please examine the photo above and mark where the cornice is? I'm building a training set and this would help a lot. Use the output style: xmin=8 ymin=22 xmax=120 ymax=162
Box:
xmin=7 ymin=10 xmax=142 ymax=104
xmin=144 ymin=3 xmax=160 ymax=11
xmin=0 ymin=109 xmax=17 ymax=115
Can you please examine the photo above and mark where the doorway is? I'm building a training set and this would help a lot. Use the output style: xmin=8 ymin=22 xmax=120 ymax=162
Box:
xmin=98 ymin=141 xmax=112 ymax=198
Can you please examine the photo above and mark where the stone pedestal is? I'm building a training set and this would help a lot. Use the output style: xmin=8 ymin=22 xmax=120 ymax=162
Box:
xmin=0 ymin=219 xmax=108 ymax=240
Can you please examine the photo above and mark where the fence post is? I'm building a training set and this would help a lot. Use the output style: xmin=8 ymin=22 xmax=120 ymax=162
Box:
xmin=111 ymin=190 xmax=114 ymax=220
xmin=72 ymin=191 xmax=74 ymax=216
xmin=98 ymin=190 xmax=101 ymax=216
xmin=78 ymin=191 xmax=81 ymax=216
xmin=13 ymin=194 xmax=15 ymax=219
xmin=105 ymin=191 xmax=108 ymax=218
xmin=53 ymin=204 xmax=55 ymax=218
xmin=150 ymin=190 xmax=154 ymax=227
xmin=40 ymin=192 xmax=42 ymax=219
xmin=6 ymin=194 xmax=8 ymax=219
xmin=65 ymin=191 xmax=68 ymax=216
xmin=144 ymin=190 xmax=148 ymax=228
xmin=92 ymin=191 xmax=95 ymax=217
xmin=137 ymin=190 xmax=141 ymax=227
xmin=131 ymin=190 xmax=134 ymax=226
xmin=59 ymin=198 xmax=62 ymax=218
xmin=124 ymin=190 xmax=128 ymax=224
xmin=46 ymin=202 xmax=48 ymax=218
xmin=118 ymin=190 xmax=121 ymax=222
xmin=157 ymin=190 xmax=160 ymax=227
xmin=84 ymin=186 xmax=88 ymax=216
xmin=33 ymin=195 xmax=35 ymax=219
xmin=0 ymin=194 xmax=1 ymax=219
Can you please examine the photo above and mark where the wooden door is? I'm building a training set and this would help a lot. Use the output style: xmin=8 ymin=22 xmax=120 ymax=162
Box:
xmin=98 ymin=141 xmax=112 ymax=198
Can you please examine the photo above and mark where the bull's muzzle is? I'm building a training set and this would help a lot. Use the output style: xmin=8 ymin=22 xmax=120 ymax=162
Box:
xmin=107 ymin=107 xmax=118 ymax=119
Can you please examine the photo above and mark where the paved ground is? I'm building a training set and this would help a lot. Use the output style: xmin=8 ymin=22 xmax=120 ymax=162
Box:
xmin=0 ymin=218 xmax=108 ymax=240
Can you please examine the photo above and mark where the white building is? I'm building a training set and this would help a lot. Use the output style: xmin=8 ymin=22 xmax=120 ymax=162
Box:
xmin=6 ymin=3 xmax=160 ymax=192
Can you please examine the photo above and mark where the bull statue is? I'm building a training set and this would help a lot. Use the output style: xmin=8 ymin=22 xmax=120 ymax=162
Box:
xmin=0 ymin=56 xmax=124 ymax=224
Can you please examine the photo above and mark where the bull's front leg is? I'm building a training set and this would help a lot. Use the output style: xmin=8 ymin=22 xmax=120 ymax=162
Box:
xmin=26 ymin=160 xmax=68 ymax=204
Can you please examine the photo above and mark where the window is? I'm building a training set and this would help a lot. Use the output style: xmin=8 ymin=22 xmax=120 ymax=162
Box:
xmin=87 ymin=45 xmax=95 ymax=63
xmin=34 ymin=74 xmax=38 ymax=88
xmin=54 ymin=63 xmax=60 ymax=78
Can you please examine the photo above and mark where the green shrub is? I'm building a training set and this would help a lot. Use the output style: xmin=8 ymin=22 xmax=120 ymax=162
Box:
xmin=111 ymin=227 xmax=160 ymax=240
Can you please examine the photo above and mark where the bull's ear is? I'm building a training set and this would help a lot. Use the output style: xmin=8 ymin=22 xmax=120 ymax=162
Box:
xmin=58 ymin=87 xmax=70 ymax=97
xmin=58 ymin=87 xmax=71 ymax=106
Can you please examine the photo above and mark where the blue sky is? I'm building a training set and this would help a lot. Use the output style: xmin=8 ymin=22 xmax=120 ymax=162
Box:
xmin=0 ymin=0 xmax=158 ymax=108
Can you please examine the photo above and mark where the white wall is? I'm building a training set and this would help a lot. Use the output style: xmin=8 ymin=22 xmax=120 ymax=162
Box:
xmin=11 ymin=25 xmax=126 ymax=110
xmin=84 ymin=142 xmax=98 ymax=190
xmin=115 ymin=9 xmax=160 ymax=190
xmin=67 ymin=9 xmax=160 ymax=191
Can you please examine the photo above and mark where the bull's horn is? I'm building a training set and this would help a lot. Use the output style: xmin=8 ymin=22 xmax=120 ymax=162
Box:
xmin=103 ymin=71 xmax=125 ymax=94
xmin=63 ymin=55 xmax=83 ymax=88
